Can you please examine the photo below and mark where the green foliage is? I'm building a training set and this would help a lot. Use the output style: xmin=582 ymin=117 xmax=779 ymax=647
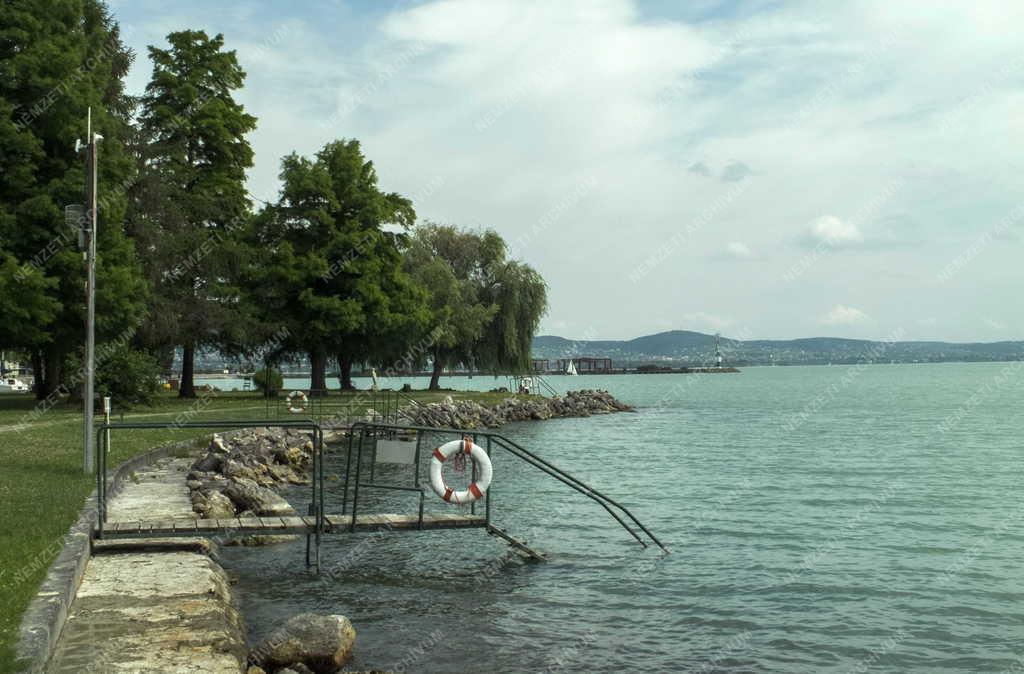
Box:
xmin=63 ymin=343 xmax=161 ymax=405
xmin=0 ymin=251 xmax=60 ymax=348
xmin=405 ymin=223 xmax=547 ymax=389
xmin=95 ymin=346 xmax=160 ymax=405
xmin=252 ymin=367 xmax=282 ymax=395
xmin=247 ymin=139 xmax=428 ymax=388
xmin=0 ymin=0 xmax=147 ymax=397
xmin=133 ymin=29 xmax=257 ymax=396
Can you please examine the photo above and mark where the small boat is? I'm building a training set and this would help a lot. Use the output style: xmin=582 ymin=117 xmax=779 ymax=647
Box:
xmin=565 ymin=360 xmax=579 ymax=376
xmin=0 ymin=376 xmax=31 ymax=393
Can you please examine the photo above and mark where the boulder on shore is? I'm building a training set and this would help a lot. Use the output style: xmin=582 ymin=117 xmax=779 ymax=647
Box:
xmin=249 ymin=613 xmax=356 ymax=673
xmin=222 ymin=477 xmax=295 ymax=517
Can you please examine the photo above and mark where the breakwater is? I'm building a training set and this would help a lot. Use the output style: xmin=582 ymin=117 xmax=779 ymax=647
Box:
xmin=398 ymin=389 xmax=634 ymax=428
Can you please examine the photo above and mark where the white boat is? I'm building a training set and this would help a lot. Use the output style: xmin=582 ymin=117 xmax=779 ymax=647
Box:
xmin=565 ymin=360 xmax=579 ymax=376
xmin=0 ymin=376 xmax=31 ymax=393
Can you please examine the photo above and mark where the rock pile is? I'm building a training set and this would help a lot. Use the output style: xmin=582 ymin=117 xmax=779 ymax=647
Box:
xmin=398 ymin=389 xmax=634 ymax=429
xmin=247 ymin=613 xmax=356 ymax=674
xmin=187 ymin=429 xmax=314 ymax=522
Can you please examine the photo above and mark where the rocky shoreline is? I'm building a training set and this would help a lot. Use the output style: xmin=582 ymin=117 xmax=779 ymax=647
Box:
xmin=186 ymin=390 xmax=633 ymax=521
xmin=398 ymin=389 xmax=634 ymax=428
xmin=187 ymin=429 xmax=315 ymax=525
xmin=49 ymin=389 xmax=633 ymax=673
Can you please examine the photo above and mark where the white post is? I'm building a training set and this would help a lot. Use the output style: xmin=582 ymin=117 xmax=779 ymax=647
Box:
xmin=103 ymin=396 xmax=111 ymax=460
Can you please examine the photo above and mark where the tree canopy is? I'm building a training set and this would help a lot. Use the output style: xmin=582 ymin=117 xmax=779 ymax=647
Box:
xmin=0 ymin=0 xmax=147 ymax=398
xmin=132 ymin=29 xmax=257 ymax=397
xmin=1 ymin=2 xmax=550 ymax=403
xmin=247 ymin=140 xmax=429 ymax=391
xmin=405 ymin=224 xmax=547 ymax=390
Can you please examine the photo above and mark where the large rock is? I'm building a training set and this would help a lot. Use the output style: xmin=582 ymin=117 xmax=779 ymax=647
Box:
xmin=204 ymin=489 xmax=237 ymax=519
xmin=192 ymin=451 xmax=222 ymax=473
xmin=222 ymin=477 xmax=295 ymax=516
xmin=249 ymin=613 xmax=356 ymax=673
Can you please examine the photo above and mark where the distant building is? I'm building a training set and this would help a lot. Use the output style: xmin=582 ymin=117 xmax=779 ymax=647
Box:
xmin=555 ymin=357 xmax=613 ymax=373
xmin=1 ymin=353 xmax=22 ymax=376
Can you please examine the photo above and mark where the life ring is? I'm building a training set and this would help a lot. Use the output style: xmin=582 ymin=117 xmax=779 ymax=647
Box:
xmin=287 ymin=390 xmax=308 ymax=414
xmin=429 ymin=437 xmax=492 ymax=504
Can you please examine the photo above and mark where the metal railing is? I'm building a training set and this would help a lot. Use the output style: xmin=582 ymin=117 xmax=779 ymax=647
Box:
xmin=94 ymin=419 xmax=326 ymax=570
xmin=345 ymin=421 xmax=669 ymax=553
xmin=265 ymin=389 xmax=418 ymax=426
xmin=92 ymin=416 xmax=668 ymax=577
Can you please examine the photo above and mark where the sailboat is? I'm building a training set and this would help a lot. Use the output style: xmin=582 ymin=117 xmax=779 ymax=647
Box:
xmin=565 ymin=360 xmax=579 ymax=376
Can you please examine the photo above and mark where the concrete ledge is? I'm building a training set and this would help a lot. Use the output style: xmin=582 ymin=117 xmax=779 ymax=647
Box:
xmin=14 ymin=433 xmax=223 ymax=673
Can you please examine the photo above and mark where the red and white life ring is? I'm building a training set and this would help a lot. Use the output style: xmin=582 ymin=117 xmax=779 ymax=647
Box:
xmin=287 ymin=390 xmax=308 ymax=414
xmin=429 ymin=437 xmax=493 ymax=504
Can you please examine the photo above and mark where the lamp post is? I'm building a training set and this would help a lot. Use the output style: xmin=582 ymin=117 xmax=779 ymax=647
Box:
xmin=83 ymin=108 xmax=102 ymax=475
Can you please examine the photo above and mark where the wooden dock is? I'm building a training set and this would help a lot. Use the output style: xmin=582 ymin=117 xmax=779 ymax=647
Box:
xmin=98 ymin=513 xmax=487 ymax=539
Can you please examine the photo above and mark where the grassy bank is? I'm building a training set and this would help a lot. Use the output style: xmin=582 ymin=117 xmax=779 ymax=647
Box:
xmin=0 ymin=388 xmax=519 ymax=672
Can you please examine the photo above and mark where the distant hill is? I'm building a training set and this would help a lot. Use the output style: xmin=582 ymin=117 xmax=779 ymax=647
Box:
xmin=532 ymin=330 xmax=1024 ymax=366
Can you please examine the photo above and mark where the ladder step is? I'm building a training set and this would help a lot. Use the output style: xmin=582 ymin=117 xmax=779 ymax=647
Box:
xmin=486 ymin=524 xmax=547 ymax=561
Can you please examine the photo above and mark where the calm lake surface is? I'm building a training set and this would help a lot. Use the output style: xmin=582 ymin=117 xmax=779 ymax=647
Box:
xmin=220 ymin=363 xmax=1024 ymax=673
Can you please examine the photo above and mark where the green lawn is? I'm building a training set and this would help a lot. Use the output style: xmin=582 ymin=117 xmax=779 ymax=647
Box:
xmin=0 ymin=388 xmax=522 ymax=672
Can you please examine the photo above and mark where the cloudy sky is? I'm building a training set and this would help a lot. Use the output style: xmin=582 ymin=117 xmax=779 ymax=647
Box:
xmin=110 ymin=0 xmax=1023 ymax=342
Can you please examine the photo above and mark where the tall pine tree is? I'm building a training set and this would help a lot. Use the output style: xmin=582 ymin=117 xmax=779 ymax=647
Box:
xmin=134 ymin=30 xmax=256 ymax=397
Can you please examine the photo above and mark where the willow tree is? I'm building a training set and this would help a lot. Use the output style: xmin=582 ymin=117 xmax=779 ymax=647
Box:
xmin=134 ymin=30 xmax=256 ymax=397
xmin=404 ymin=224 xmax=547 ymax=390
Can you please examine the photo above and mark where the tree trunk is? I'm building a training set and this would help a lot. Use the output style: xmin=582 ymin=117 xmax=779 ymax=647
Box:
xmin=309 ymin=349 xmax=327 ymax=396
xmin=429 ymin=353 xmax=444 ymax=391
xmin=39 ymin=347 xmax=63 ymax=400
xmin=338 ymin=356 xmax=354 ymax=390
xmin=179 ymin=343 xmax=196 ymax=398
xmin=32 ymin=350 xmax=45 ymax=400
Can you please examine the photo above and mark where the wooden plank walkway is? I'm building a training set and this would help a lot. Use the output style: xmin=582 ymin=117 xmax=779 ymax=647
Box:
xmin=98 ymin=513 xmax=487 ymax=539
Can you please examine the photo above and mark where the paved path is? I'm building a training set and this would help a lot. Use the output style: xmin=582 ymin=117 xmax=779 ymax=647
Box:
xmin=106 ymin=457 xmax=196 ymax=521
xmin=0 ymin=405 xmax=270 ymax=434
xmin=47 ymin=457 xmax=246 ymax=673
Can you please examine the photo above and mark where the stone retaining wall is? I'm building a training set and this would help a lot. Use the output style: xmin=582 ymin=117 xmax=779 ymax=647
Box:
xmin=14 ymin=434 xmax=226 ymax=673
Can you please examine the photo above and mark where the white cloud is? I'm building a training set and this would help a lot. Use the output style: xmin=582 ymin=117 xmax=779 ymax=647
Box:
xmin=809 ymin=215 xmax=863 ymax=246
xmin=113 ymin=0 xmax=1024 ymax=341
xmin=724 ymin=241 xmax=754 ymax=258
xmin=821 ymin=304 xmax=868 ymax=326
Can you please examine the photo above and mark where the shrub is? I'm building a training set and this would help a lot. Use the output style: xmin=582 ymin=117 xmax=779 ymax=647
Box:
xmin=95 ymin=346 xmax=161 ymax=406
xmin=253 ymin=367 xmax=283 ymax=396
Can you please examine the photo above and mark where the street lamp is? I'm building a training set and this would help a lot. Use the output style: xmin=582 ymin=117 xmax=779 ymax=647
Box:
xmin=82 ymin=107 xmax=102 ymax=475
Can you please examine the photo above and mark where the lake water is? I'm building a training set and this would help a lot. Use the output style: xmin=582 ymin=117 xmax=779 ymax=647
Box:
xmin=219 ymin=363 xmax=1024 ymax=673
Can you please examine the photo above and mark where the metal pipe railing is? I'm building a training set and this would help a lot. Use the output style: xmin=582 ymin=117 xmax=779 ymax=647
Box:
xmin=488 ymin=434 xmax=669 ymax=553
xmin=347 ymin=421 xmax=669 ymax=553
xmin=94 ymin=419 xmax=325 ymax=570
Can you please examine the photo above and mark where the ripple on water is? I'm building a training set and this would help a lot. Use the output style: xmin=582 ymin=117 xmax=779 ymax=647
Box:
xmin=220 ymin=365 xmax=1024 ymax=672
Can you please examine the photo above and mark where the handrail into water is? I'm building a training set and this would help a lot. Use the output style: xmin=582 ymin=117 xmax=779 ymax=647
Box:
xmin=348 ymin=421 xmax=670 ymax=554
xmin=533 ymin=375 xmax=560 ymax=398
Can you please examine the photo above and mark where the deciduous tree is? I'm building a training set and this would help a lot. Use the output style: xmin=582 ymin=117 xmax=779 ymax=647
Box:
xmin=405 ymin=224 xmax=547 ymax=390
xmin=0 ymin=0 xmax=147 ymax=399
